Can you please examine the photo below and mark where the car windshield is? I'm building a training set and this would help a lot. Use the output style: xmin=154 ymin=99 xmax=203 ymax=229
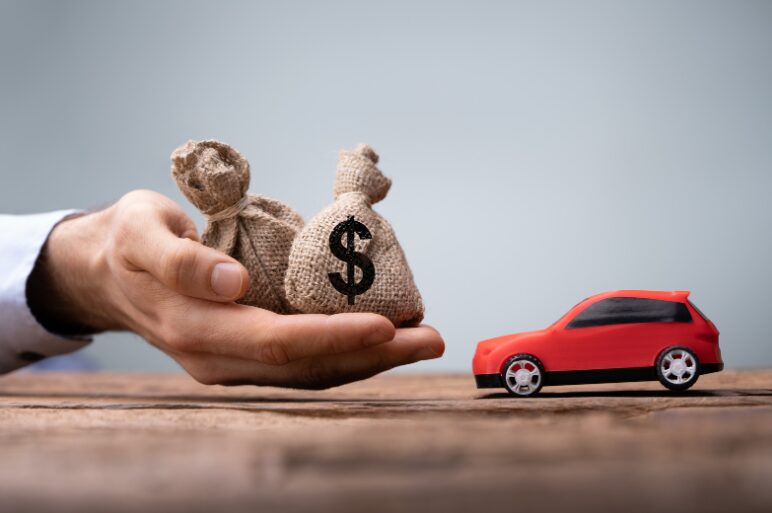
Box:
xmin=550 ymin=297 xmax=591 ymax=327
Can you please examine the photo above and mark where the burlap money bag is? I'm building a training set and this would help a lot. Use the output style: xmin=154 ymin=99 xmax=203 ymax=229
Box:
xmin=285 ymin=144 xmax=424 ymax=326
xmin=171 ymin=140 xmax=304 ymax=313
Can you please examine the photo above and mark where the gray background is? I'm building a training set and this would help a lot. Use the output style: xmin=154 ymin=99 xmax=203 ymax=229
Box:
xmin=1 ymin=0 xmax=770 ymax=372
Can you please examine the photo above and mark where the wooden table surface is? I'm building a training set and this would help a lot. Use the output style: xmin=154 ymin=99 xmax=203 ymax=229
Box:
xmin=1 ymin=370 xmax=771 ymax=513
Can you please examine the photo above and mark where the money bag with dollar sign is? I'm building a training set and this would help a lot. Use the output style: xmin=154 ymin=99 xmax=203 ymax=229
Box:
xmin=285 ymin=144 xmax=424 ymax=326
xmin=171 ymin=140 xmax=304 ymax=314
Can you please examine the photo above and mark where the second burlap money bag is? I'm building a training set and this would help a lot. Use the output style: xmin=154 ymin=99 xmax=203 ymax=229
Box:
xmin=171 ymin=140 xmax=304 ymax=314
xmin=285 ymin=144 xmax=424 ymax=326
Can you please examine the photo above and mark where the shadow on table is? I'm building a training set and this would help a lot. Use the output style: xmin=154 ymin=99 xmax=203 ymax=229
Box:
xmin=478 ymin=389 xmax=772 ymax=399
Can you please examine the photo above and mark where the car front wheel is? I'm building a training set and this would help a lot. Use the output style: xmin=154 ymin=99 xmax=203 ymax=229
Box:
xmin=502 ymin=354 xmax=544 ymax=397
xmin=656 ymin=347 xmax=700 ymax=391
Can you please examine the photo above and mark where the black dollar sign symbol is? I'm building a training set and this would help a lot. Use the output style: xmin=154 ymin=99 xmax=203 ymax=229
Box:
xmin=328 ymin=216 xmax=376 ymax=305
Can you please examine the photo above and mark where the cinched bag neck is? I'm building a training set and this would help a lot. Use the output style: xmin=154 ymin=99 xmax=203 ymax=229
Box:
xmin=205 ymin=195 xmax=251 ymax=223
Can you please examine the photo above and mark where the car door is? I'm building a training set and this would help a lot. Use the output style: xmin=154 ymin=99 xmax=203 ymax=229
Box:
xmin=553 ymin=324 xmax=640 ymax=371
xmin=551 ymin=297 xmax=661 ymax=371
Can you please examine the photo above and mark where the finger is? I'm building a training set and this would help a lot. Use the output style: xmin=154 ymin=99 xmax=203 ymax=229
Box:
xmin=121 ymin=214 xmax=249 ymax=302
xmin=295 ymin=325 xmax=445 ymax=389
xmin=178 ymin=306 xmax=397 ymax=364
xmin=265 ymin=312 xmax=398 ymax=362
xmin=176 ymin=325 xmax=444 ymax=389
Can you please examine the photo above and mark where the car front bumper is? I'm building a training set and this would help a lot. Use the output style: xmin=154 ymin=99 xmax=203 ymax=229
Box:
xmin=474 ymin=374 xmax=503 ymax=388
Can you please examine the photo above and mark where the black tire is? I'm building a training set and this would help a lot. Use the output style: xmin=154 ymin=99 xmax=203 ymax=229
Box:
xmin=501 ymin=354 xmax=545 ymax=397
xmin=656 ymin=346 xmax=700 ymax=391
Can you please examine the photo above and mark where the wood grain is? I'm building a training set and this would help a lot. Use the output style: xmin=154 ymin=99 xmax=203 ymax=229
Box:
xmin=1 ymin=370 xmax=770 ymax=512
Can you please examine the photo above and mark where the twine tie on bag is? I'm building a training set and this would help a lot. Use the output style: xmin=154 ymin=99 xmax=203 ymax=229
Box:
xmin=205 ymin=195 xmax=251 ymax=222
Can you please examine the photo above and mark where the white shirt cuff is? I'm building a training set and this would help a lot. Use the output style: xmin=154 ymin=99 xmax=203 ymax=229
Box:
xmin=0 ymin=210 xmax=92 ymax=373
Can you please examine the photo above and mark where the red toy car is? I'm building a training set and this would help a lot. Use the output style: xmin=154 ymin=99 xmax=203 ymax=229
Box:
xmin=473 ymin=290 xmax=722 ymax=396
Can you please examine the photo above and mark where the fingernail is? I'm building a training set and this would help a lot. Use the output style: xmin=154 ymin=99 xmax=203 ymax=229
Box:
xmin=417 ymin=344 xmax=444 ymax=360
xmin=211 ymin=263 xmax=243 ymax=298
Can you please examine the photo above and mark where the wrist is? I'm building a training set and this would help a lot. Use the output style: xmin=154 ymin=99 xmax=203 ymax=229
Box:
xmin=27 ymin=210 xmax=120 ymax=334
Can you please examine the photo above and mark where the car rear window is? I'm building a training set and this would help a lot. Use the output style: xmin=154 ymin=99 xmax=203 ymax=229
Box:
xmin=567 ymin=297 xmax=692 ymax=329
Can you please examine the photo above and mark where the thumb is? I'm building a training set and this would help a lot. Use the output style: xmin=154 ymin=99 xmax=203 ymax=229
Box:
xmin=124 ymin=222 xmax=250 ymax=302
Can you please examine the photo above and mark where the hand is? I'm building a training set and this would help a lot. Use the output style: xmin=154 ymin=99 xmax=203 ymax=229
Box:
xmin=30 ymin=190 xmax=444 ymax=388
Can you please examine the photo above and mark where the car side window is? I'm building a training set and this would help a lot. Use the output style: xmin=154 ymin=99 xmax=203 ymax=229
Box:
xmin=567 ymin=297 xmax=692 ymax=329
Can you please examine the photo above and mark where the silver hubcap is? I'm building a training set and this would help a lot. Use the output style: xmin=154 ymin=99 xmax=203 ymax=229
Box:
xmin=505 ymin=359 xmax=541 ymax=395
xmin=661 ymin=349 xmax=696 ymax=385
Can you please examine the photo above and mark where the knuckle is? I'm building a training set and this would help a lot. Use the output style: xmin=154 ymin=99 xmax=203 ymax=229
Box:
xmin=257 ymin=337 xmax=291 ymax=366
xmin=159 ymin=322 xmax=198 ymax=353
xmin=109 ymin=210 xmax=140 ymax=249
xmin=108 ymin=204 xmax=155 ymax=248
xmin=174 ymin=351 xmax=227 ymax=386
xmin=161 ymin=331 xmax=187 ymax=351
xmin=113 ymin=191 xmax=180 ymax=229
xmin=184 ymin=362 xmax=221 ymax=386
xmin=191 ymin=371 xmax=220 ymax=386
xmin=118 ymin=189 xmax=167 ymax=209
xmin=321 ymin=328 xmax=347 ymax=355
xmin=160 ymin=240 xmax=198 ymax=291
xmin=115 ymin=193 xmax=157 ymax=221
xmin=175 ymin=216 xmax=199 ymax=241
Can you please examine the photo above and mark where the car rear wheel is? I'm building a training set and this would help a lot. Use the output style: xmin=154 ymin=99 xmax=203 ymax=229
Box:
xmin=502 ymin=355 xmax=544 ymax=397
xmin=656 ymin=347 xmax=699 ymax=391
